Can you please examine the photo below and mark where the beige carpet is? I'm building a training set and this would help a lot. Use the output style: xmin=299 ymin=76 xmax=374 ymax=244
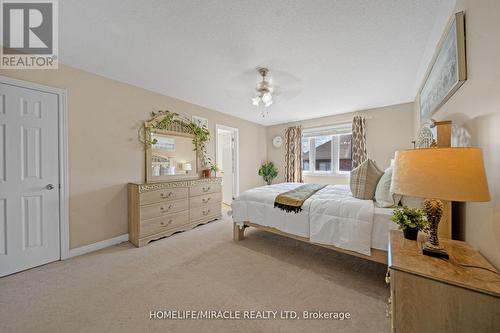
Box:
xmin=0 ymin=213 xmax=390 ymax=333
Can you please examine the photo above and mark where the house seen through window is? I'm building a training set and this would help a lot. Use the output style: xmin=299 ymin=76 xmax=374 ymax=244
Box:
xmin=301 ymin=124 xmax=352 ymax=174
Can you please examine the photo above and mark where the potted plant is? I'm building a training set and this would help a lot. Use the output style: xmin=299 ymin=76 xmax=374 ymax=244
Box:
xmin=258 ymin=161 xmax=278 ymax=185
xmin=391 ymin=206 xmax=428 ymax=240
xmin=209 ymin=161 xmax=222 ymax=177
xmin=201 ymin=158 xmax=221 ymax=178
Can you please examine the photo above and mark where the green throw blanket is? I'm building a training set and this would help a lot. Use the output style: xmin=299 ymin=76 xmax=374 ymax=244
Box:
xmin=274 ymin=184 xmax=326 ymax=213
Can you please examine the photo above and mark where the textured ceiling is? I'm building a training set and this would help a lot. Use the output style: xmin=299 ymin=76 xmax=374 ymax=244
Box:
xmin=59 ymin=0 xmax=456 ymax=125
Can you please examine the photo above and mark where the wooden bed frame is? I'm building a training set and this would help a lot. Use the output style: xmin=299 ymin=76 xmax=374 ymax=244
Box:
xmin=233 ymin=222 xmax=388 ymax=264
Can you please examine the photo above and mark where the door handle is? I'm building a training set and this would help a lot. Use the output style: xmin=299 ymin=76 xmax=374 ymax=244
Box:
xmin=46 ymin=184 xmax=55 ymax=190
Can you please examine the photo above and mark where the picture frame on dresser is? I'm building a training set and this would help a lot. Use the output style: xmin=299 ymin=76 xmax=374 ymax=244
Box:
xmin=192 ymin=115 xmax=209 ymax=129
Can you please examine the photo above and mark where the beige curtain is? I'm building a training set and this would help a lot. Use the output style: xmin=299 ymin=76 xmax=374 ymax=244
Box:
xmin=351 ymin=116 xmax=367 ymax=169
xmin=284 ymin=126 xmax=303 ymax=183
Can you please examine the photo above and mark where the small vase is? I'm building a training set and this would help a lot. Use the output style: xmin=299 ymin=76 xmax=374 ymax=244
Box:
xmin=403 ymin=227 xmax=418 ymax=240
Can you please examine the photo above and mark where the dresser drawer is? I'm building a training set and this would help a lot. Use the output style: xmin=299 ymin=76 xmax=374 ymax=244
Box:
xmin=190 ymin=192 xmax=222 ymax=209
xmin=140 ymin=187 xmax=188 ymax=205
xmin=140 ymin=211 xmax=189 ymax=237
xmin=140 ymin=199 xmax=189 ymax=221
xmin=190 ymin=183 xmax=221 ymax=197
xmin=190 ymin=203 xmax=221 ymax=222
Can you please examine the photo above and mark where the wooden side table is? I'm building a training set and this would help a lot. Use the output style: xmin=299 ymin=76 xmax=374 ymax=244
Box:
xmin=387 ymin=230 xmax=500 ymax=333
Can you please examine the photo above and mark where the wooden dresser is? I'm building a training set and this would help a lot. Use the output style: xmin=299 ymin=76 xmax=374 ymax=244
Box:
xmin=128 ymin=177 xmax=222 ymax=247
xmin=387 ymin=230 xmax=500 ymax=333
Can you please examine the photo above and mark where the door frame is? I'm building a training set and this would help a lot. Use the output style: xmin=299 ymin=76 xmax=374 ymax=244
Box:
xmin=215 ymin=124 xmax=239 ymax=200
xmin=0 ymin=75 xmax=70 ymax=260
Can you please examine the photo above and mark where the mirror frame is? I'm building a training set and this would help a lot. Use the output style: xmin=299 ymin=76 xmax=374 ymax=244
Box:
xmin=145 ymin=129 xmax=199 ymax=183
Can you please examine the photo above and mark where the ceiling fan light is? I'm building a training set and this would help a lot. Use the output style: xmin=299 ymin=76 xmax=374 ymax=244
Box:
xmin=262 ymin=92 xmax=273 ymax=103
xmin=251 ymin=67 xmax=275 ymax=113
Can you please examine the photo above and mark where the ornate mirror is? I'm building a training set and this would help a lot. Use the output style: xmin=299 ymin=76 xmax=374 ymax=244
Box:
xmin=141 ymin=111 xmax=210 ymax=183
xmin=146 ymin=130 xmax=198 ymax=182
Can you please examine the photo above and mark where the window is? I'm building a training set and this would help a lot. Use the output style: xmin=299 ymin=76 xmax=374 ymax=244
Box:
xmin=339 ymin=134 xmax=352 ymax=172
xmin=301 ymin=124 xmax=352 ymax=175
xmin=313 ymin=135 xmax=332 ymax=172
xmin=301 ymin=137 xmax=310 ymax=171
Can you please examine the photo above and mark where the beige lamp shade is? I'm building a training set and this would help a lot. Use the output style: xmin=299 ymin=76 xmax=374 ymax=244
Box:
xmin=391 ymin=148 xmax=490 ymax=202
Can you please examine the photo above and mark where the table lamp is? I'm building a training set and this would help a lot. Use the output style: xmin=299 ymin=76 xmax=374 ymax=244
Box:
xmin=391 ymin=148 xmax=490 ymax=259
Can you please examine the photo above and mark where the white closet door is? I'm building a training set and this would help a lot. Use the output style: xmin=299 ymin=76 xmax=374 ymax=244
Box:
xmin=0 ymin=83 xmax=60 ymax=277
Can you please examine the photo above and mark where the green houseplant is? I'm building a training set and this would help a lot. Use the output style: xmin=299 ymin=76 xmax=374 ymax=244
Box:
xmin=208 ymin=160 xmax=222 ymax=177
xmin=391 ymin=206 xmax=428 ymax=240
xmin=210 ymin=164 xmax=221 ymax=177
xmin=258 ymin=161 xmax=278 ymax=185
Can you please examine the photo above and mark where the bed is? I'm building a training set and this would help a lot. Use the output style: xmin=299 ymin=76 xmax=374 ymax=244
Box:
xmin=231 ymin=183 xmax=398 ymax=264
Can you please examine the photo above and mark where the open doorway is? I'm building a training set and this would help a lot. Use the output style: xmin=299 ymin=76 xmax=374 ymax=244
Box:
xmin=216 ymin=125 xmax=239 ymax=206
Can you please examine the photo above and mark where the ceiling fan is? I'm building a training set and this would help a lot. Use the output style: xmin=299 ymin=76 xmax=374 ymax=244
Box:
xmin=251 ymin=67 xmax=274 ymax=108
xmin=224 ymin=67 xmax=303 ymax=118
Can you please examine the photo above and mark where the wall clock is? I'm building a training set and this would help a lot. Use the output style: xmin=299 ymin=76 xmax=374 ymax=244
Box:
xmin=272 ymin=135 xmax=283 ymax=148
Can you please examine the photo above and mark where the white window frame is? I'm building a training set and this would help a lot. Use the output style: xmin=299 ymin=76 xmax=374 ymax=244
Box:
xmin=302 ymin=123 xmax=352 ymax=177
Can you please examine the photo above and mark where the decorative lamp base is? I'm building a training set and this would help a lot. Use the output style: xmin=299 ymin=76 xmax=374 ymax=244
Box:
xmin=422 ymin=198 xmax=448 ymax=259
xmin=422 ymin=242 xmax=449 ymax=259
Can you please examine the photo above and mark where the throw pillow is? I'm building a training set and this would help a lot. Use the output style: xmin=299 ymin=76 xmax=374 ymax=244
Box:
xmin=350 ymin=159 xmax=384 ymax=200
xmin=375 ymin=167 xmax=402 ymax=207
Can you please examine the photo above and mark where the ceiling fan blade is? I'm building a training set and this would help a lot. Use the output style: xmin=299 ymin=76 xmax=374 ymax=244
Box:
xmin=225 ymin=67 xmax=303 ymax=102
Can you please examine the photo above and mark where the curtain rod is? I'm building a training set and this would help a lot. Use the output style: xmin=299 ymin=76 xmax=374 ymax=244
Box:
xmin=301 ymin=115 xmax=373 ymax=130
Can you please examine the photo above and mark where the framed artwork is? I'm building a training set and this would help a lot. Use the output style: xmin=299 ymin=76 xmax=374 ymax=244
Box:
xmin=420 ymin=12 xmax=466 ymax=122
xmin=192 ymin=115 xmax=209 ymax=129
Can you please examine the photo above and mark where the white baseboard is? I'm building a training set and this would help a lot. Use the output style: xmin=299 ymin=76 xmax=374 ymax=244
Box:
xmin=68 ymin=234 xmax=129 ymax=258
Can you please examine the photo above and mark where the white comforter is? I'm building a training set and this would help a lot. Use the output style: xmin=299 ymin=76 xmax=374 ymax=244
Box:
xmin=232 ymin=183 xmax=376 ymax=256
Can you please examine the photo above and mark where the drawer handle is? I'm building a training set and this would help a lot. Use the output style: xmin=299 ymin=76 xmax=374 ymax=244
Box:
xmin=202 ymin=197 xmax=211 ymax=203
xmin=160 ymin=219 xmax=173 ymax=227
xmin=202 ymin=186 xmax=211 ymax=192
xmin=202 ymin=209 xmax=211 ymax=216
xmin=161 ymin=192 xmax=173 ymax=198
xmin=160 ymin=204 xmax=173 ymax=212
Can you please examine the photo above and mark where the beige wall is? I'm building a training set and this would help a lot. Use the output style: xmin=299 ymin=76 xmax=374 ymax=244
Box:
xmin=266 ymin=103 xmax=415 ymax=185
xmin=0 ymin=65 xmax=267 ymax=249
xmin=413 ymin=0 xmax=500 ymax=268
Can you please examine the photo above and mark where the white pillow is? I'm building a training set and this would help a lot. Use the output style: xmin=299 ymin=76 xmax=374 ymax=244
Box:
xmin=375 ymin=167 xmax=401 ymax=208
xmin=400 ymin=196 xmax=424 ymax=208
